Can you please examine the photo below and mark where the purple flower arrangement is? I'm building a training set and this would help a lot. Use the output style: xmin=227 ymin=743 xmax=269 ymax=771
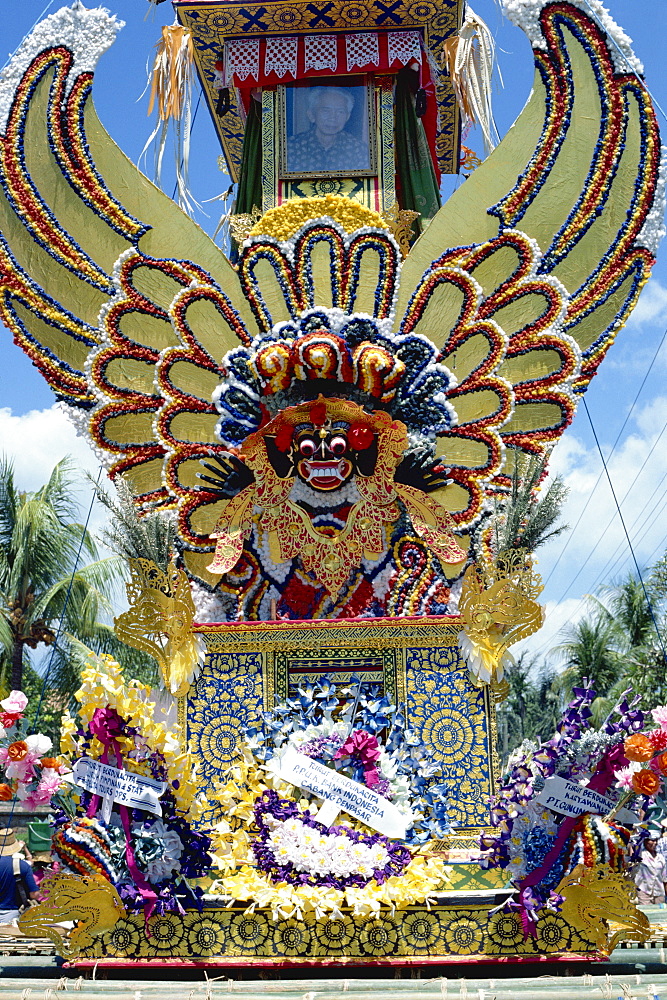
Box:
xmin=252 ymin=789 xmax=411 ymax=889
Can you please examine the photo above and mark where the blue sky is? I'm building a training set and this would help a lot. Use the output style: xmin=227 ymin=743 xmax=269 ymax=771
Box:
xmin=0 ymin=0 xmax=666 ymax=664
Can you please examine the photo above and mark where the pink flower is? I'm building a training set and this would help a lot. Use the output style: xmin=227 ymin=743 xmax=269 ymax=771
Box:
xmin=614 ymin=762 xmax=641 ymax=790
xmin=364 ymin=766 xmax=381 ymax=788
xmin=6 ymin=759 xmax=36 ymax=783
xmin=34 ymin=770 xmax=62 ymax=803
xmin=0 ymin=691 xmax=28 ymax=714
xmin=651 ymin=706 xmax=667 ymax=731
xmin=89 ymin=706 xmax=126 ymax=744
xmin=17 ymin=788 xmax=42 ymax=810
xmin=334 ymin=729 xmax=381 ymax=765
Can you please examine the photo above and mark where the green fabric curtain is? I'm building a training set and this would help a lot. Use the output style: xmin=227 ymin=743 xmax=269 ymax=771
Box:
xmin=394 ymin=69 xmax=441 ymax=232
xmin=235 ymin=95 xmax=263 ymax=216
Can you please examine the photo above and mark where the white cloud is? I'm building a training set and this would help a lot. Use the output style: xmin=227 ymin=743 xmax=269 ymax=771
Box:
xmin=527 ymin=395 xmax=667 ymax=661
xmin=624 ymin=278 xmax=667 ymax=330
xmin=0 ymin=405 xmax=111 ymax=538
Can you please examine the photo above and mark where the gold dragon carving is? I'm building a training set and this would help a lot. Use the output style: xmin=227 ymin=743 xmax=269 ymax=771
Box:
xmin=17 ymin=874 xmax=126 ymax=957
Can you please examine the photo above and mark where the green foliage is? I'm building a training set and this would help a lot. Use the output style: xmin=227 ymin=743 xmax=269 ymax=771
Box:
xmin=550 ymin=567 xmax=667 ymax=720
xmin=496 ymin=654 xmax=560 ymax=765
xmin=93 ymin=476 xmax=177 ymax=570
xmin=0 ymin=457 xmax=159 ymax=702
xmin=493 ymin=452 xmax=569 ymax=556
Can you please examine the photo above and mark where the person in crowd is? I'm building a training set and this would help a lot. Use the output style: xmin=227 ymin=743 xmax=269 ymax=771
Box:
xmin=635 ymin=836 xmax=667 ymax=905
xmin=0 ymin=828 xmax=39 ymax=924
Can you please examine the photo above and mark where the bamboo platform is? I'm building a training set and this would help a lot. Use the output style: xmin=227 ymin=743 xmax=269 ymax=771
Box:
xmin=1 ymin=973 xmax=667 ymax=999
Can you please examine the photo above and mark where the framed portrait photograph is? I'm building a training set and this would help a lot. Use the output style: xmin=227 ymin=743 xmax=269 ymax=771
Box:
xmin=279 ymin=82 xmax=376 ymax=179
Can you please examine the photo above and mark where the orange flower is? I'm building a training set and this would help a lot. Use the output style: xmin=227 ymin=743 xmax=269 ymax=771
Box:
xmin=7 ymin=740 xmax=28 ymax=762
xmin=632 ymin=769 xmax=660 ymax=796
xmin=40 ymin=757 xmax=59 ymax=770
xmin=624 ymin=733 xmax=654 ymax=762
xmin=0 ymin=783 xmax=13 ymax=801
xmin=653 ymin=753 xmax=667 ymax=776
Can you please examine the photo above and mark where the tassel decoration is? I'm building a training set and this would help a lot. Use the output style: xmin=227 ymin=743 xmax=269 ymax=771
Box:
xmin=147 ymin=23 xmax=194 ymax=122
xmin=142 ymin=23 xmax=198 ymax=215
xmin=443 ymin=5 xmax=500 ymax=156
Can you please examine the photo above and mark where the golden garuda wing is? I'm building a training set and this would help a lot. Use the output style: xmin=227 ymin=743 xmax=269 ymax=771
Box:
xmin=396 ymin=0 xmax=663 ymax=522
xmin=0 ymin=5 xmax=257 ymax=553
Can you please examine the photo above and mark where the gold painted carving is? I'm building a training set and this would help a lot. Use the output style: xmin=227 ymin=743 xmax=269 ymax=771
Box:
xmin=114 ymin=558 xmax=200 ymax=696
xmin=18 ymin=874 xmax=125 ymax=958
xmin=556 ymin=864 xmax=650 ymax=956
xmin=382 ymin=203 xmax=420 ymax=258
xmin=229 ymin=207 xmax=263 ymax=244
xmin=458 ymin=549 xmax=544 ymax=697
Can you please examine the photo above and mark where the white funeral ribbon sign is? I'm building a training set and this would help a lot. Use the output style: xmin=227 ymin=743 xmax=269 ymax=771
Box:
xmin=275 ymin=746 xmax=408 ymax=839
xmin=73 ymin=757 xmax=166 ymax=822
xmin=535 ymin=775 xmax=638 ymax=823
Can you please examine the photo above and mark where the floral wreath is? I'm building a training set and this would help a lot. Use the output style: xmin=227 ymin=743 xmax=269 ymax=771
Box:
xmin=207 ymin=676 xmax=452 ymax=919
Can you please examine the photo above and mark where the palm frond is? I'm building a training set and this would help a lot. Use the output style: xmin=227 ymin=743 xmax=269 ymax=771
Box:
xmin=92 ymin=476 xmax=177 ymax=570
xmin=493 ymin=451 xmax=569 ymax=556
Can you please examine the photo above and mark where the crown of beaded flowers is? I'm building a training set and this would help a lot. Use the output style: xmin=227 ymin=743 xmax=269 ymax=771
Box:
xmin=214 ymin=308 xmax=457 ymax=449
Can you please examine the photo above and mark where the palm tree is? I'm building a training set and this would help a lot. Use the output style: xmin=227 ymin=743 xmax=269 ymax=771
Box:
xmin=497 ymin=653 xmax=559 ymax=763
xmin=593 ymin=572 xmax=667 ymax=706
xmin=0 ymin=456 xmax=124 ymax=691
xmin=551 ymin=609 xmax=621 ymax=719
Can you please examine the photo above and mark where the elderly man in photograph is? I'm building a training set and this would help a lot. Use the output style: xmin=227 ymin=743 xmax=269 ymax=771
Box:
xmin=288 ymin=86 xmax=368 ymax=173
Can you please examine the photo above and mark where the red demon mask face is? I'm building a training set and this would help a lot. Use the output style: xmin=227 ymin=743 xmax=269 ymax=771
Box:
xmin=266 ymin=412 xmax=377 ymax=491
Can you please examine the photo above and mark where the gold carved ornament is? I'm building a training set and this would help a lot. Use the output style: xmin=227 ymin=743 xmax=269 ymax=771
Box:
xmin=207 ymin=397 xmax=465 ymax=596
xmin=228 ymin=206 xmax=263 ymax=244
xmin=114 ymin=558 xmax=201 ymax=696
xmin=458 ymin=549 xmax=544 ymax=701
xmin=381 ymin=203 xmax=421 ymax=259
xmin=555 ymin=863 xmax=650 ymax=956
xmin=17 ymin=874 xmax=126 ymax=957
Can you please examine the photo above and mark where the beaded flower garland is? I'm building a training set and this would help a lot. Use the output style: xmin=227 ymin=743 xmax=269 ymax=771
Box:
xmin=0 ymin=0 xmax=663 ymax=616
xmin=482 ymin=683 xmax=667 ymax=928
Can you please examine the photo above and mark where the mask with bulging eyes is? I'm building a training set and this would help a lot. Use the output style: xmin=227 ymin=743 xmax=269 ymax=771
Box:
xmin=265 ymin=418 xmax=377 ymax=491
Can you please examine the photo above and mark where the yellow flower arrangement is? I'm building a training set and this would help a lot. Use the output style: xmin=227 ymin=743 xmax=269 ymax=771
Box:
xmin=205 ymin=747 xmax=451 ymax=921
xmin=60 ymin=652 xmax=208 ymax=821
xmin=248 ymin=195 xmax=389 ymax=242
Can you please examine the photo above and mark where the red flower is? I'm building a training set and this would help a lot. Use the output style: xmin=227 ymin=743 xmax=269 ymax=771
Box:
xmin=647 ymin=730 xmax=667 ymax=753
xmin=274 ymin=424 xmax=293 ymax=453
xmin=0 ymin=713 xmax=21 ymax=729
xmin=309 ymin=402 xmax=327 ymax=427
xmin=348 ymin=423 xmax=374 ymax=451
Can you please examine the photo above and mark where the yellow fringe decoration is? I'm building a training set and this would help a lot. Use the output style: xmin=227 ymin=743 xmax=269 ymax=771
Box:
xmin=143 ymin=22 xmax=198 ymax=215
xmin=147 ymin=24 xmax=194 ymax=122
xmin=443 ymin=6 xmax=499 ymax=155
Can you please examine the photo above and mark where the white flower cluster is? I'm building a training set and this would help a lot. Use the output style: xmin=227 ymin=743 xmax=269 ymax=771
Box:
xmin=0 ymin=4 xmax=123 ymax=133
xmin=638 ymin=145 xmax=667 ymax=254
xmin=263 ymin=814 xmax=389 ymax=878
